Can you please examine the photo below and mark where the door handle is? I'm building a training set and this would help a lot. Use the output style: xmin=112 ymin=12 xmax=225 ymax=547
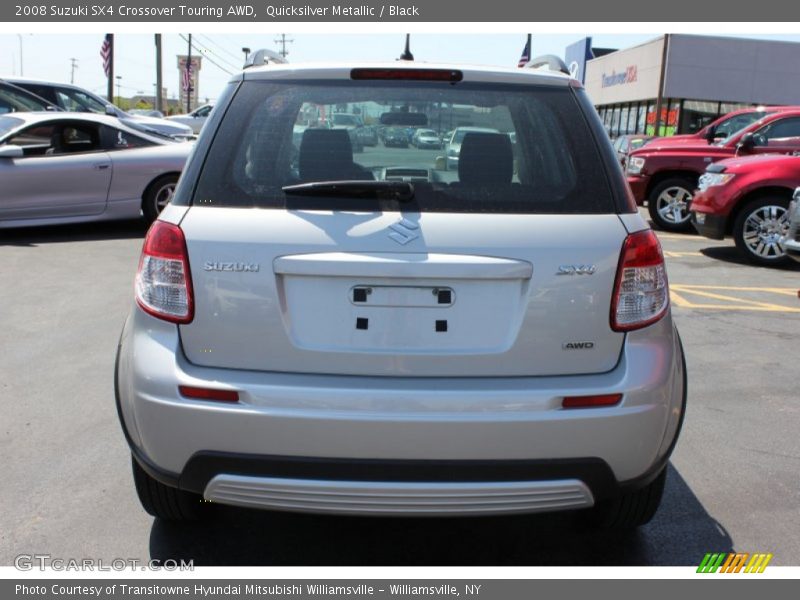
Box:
xmin=93 ymin=163 xmax=110 ymax=170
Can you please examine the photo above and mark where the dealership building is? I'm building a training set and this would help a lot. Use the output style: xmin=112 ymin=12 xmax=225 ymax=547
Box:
xmin=567 ymin=34 xmax=800 ymax=138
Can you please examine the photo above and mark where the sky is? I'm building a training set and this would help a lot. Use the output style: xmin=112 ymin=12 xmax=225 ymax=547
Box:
xmin=3 ymin=33 xmax=800 ymax=107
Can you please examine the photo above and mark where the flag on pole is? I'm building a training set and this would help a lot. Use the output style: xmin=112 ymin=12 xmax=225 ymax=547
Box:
xmin=182 ymin=60 xmax=193 ymax=92
xmin=518 ymin=34 xmax=532 ymax=68
xmin=100 ymin=34 xmax=112 ymax=77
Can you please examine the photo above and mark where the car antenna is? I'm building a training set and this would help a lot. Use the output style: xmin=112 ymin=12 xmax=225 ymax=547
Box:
xmin=399 ymin=34 xmax=414 ymax=61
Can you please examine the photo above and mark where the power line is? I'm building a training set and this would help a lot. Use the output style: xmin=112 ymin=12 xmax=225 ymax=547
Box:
xmin=195 ymin=34 xmax=244 ymax=66
xmin=178 ymin=34 xmax=234 ymax=75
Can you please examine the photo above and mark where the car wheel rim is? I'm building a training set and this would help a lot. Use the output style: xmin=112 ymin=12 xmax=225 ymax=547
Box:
xmin=742 ymin=205 xmax=789 ymax=259
xmin=657 ymin=186 xmax=693 ymax=224
xmin=154 ymin=182 xmax=176 ymax=213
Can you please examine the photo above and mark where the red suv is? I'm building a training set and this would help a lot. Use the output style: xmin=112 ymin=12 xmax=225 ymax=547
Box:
xmin=691 ymin=154 xmax=799 ymax=266
xmin=627 ymin=110 xmax=800 ymax=232
xmin=654 ymin=106 xmax=796 ymax=147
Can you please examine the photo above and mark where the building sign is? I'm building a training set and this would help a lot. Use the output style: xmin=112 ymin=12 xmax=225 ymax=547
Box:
xmin=565 ymin=37 xmax=594 ymax=84
xmin=601 ymin=65 xmax=638 ymax=88
xmin=177 ymin=55 xmax=202 ymax=111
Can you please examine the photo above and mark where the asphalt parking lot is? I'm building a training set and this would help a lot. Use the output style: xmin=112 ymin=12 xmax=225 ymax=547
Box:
xmin=1 ymin=211 xmax=798 ymax=567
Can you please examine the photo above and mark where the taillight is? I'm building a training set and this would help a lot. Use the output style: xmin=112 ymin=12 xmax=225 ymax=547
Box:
xmin=611 ymin=230 xmax=669 ymax=331
xmin=350 ymin=68 xmax=463 ymax=82
xmin=135 ymin=221 xmax=194 ymax=323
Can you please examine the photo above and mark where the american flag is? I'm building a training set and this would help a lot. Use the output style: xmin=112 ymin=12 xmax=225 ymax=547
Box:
xmin=517 ymin=34 xmax=531 ymax=68
xmin=182 ymin=60 xmax=193 ymax=92
xmin=100 ymin=34 xmax=112 ymax=77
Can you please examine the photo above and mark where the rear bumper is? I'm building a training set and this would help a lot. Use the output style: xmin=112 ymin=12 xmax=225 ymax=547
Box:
xmin=116 ymin=307 xmax=686 ymax=515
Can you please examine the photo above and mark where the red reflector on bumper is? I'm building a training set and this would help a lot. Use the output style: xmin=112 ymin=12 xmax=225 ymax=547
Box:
xmin=179 ymin=386 xmax=239 ymax=402
xmin=562 ymin=394 xmax=622 ymax=409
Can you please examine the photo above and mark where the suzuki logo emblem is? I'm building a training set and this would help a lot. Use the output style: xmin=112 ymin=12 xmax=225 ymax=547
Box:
xmin=388 ymin=218 xmax=420 ymax=245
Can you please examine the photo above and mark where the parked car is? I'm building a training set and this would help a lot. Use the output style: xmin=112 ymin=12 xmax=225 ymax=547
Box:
xmin=356 ymin=125 xmax=379 ymax=147
xmin=327 ymin=112 xmax=365 ymax=152
xmin=166 ymin=104 xmax=213 ymax=134
xmin=116 ymin=60 xmax=686 ymax=529
xmin=4 ymin=77 xmax=193 ymax=140
xmin=445 ymin=126 xmax=500 ymax=170
xmin=129 ymin=109 xmax=165 ymax=119
xmin=691 ymin=154 xmax=799 ymax=266
xmin=382 ymin=126 xmax=409 ymax=148
xmin=0 ymin=80 xmax=59 ymax=114
xmin=781 ymin=187 xmax=800 ymax=263
xmin=412 ymin=128 xmax=443 ymax=149
xmin=627 ymin=109 xmax=800 ymax=232
xmin=653 ymin=106 xmax=800 ymax=147
xmin=0 ymin=112 xmax=192 ymax=228
xmin=612 ymin=134 xmax=655 ymax=167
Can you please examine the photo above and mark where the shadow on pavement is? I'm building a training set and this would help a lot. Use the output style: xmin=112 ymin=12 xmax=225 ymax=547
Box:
xmin=0 ymin=219 xmax=148 ymax=246
xmin=147 ymin=463 xmax=732 ymax=566
xmin=700 ymin=246 xmax=800 ymax=270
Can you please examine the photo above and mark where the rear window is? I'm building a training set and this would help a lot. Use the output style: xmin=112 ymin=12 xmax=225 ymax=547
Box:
xmin=192 ymin=80 xmax=615 ymax=214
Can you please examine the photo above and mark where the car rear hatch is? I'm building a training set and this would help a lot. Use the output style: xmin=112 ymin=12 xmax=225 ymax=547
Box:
xmin=177 ymin=208 xmax=627 ymax=377
xmin=170 ymin=67 xmax=632 ymax=377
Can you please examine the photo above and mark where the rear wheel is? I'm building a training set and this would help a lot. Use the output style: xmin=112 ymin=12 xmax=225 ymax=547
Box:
xmin=648 ymin=177 xmax=695 ymax=232
xmin=142 ymin=174 xmax=179 ymax=224
xmin=586 ymin=467 xmax=667 ymax=530
xmin=132 ymin=456 xmax=205 ymax=521
xmin=733 ymin=196 xmax=791 ymax=267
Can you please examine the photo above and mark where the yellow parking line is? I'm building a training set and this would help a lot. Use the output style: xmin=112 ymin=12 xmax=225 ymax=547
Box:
xmin=669 ymin=284 xmax=800 ymax=312
xmin=672 ymin=284 xmax=797 ymax=294
xmin=668 ymin=289 xmax=694 ymax=307
xmin=671 ymin=287 xmax=790 ymax=310
xmin=657 ymin=234 xmax=708 ymax=241
xmin=663 ymin=251 xmax=703 ymax=258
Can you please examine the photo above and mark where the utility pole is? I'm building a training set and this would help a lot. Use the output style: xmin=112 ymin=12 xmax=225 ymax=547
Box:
xmin=186 ymin=33 xmax=193 ymax=113
xmin=17 ymin=34 xmax=23 ymax=76
xmin=654 ymin=33 xmax=670 ymax=136
xmin=154 ymin=34 xmax=163 ymax=113
xmin=69 ymin=58 xmax=78 ymax=84
xmin=274 ymin=34 xmax=293 ymax=58
xmin=115 ymin=75 xmax=122 ymax=106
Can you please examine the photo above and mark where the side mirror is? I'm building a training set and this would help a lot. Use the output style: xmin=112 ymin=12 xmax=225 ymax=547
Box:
xmin=105 ymin=104 xmax=119 ymax=117
xmin=0 ymin=145 xmax=24 ymax=159
xmin=704 ymin=125 xmax=717 ymax=143
xmin=737 ymin=132 xmax=755 ymax=153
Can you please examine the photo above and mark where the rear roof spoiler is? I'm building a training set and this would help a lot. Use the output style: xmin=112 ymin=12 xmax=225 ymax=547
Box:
xmin=526 ymin=54 xmax=570 ymax=76
xmin=243 ymin=49 xmax=289 ymax=69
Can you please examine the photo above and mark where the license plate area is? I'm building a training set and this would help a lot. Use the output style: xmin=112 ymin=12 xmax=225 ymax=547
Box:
xmin=351 ymin=285 xmax=454 ymax=308
xmin=278 ymin=275 xmax=528 ymax=355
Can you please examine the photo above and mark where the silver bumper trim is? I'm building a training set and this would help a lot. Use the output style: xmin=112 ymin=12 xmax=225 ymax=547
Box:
xmin=204 ymin=475 xmax=594 ymax=516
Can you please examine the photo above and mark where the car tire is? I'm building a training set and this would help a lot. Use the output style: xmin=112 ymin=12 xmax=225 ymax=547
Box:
xmin=142 ymin=174 xmax=179 ymax=224
xmin=585 ymin=467 xmax=667 ymax=530
xmin=648 ymin=177 xmax=696 ymax=232
xmin=132 ymin=457 xmax=206 ymax=521
xmin=733 ymin=196 xmax=791 ymax=267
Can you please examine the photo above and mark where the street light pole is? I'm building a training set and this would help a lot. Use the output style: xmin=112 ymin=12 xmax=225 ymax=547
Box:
xmin=17 ymin=34 xmax=23 ymax=76
xmin=242 ymin=47 xmax=251 ymax=64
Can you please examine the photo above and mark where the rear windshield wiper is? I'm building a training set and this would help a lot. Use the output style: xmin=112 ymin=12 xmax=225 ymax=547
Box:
xmin=282 ymin=181 xmax=415 ymax=202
